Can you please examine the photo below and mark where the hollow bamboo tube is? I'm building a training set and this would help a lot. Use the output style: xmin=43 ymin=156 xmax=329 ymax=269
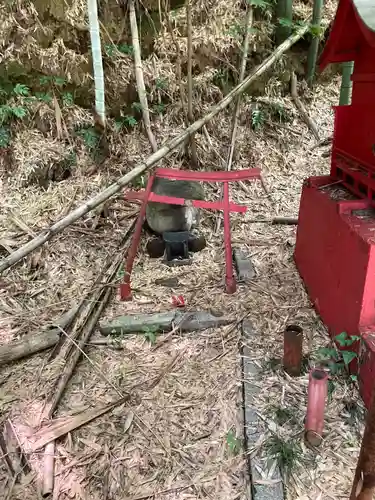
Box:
xmin=283 ymin=324 xmax=303 ymax=376
xmin=305 ymin=369 xmax=328 ymax=447
xmin=339 ymin=61 xmax=354 ymax=106
xmin=349 ymin=385 xmax=375 ymax=500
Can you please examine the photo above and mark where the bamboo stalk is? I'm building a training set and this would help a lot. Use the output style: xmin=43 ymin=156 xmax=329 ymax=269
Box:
xmin=290 ymin=72 xmax=320 ymax=141
xmin=87 ymin=0 xmax=105 ymax=126
xmin=0 ymin=305 xmax=81 ymax=366
xmin=215 ymin=4 xmax=253 ymax=233
xmin=0 ymin=25 xmax=309 ymax=275
xmin=276 ymin=0 xmax=293 ymax=45
xmin=129 ymin=0 xmax=158 ymax=152
xmin=339 ymin=61 xmax=354 ymax=106
xmin=42 ymin=442 xmax=55 ymax=497
xmin=306 ymin=0 xmax=323 ymax=87
xmin=163 ymin=0 xmax=187 ymax=119
xmin=186 ymin=0 xmax=199 ymax=168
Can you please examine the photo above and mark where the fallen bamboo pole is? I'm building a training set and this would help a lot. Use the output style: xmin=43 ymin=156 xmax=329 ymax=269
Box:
xmin=0 ymin=24 xmax=309 ymax=275
xmin=0 ymin=306 xmax=80 ymax=367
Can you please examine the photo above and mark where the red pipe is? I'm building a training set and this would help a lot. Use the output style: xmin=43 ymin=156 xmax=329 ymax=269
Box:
xmin=305 ymin=369 xmax=328 ymax=447
xmin=283 ymin=324 xmax=303 ymax=376
xmin=223 ymin=180 xmax=236 ymax=294
xmin=349 ymin=385 xmax=375 ymax=500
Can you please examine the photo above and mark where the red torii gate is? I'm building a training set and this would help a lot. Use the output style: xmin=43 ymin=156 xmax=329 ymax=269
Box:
xmin=120 ymin=167 xmax=262 ymax=301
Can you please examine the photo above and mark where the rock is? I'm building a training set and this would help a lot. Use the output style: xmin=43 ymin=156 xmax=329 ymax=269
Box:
xmin=233 ymin=248 xmax=255 ymax=282
xmin=146 ymin=178 xmax=205 ymax=234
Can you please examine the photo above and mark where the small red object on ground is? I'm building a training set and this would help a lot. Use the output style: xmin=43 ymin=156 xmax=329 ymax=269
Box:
xmin=172 ymin=295 xmax=185 ymax=307
xmin=120 ymin=167 xmax=262 ymax=301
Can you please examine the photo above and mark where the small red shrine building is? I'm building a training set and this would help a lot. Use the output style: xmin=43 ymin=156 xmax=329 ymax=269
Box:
xmin=294 ymin=0 xmax=375 ymax=408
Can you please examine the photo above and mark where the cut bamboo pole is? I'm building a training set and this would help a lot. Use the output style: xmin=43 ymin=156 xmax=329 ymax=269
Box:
xmin=186 ymin=0 xmax=199 ymax=167
xmin=87 ymin=0 xmax=105 ymax=126
xmin=0 ymin=306 xmax=81 ymax=366
xmin=129 ymin=0 xmax=158 ymax=152
xmin=0 ymin=24 xmax=309 ymax=275
xmin=339 ymin=61 xmax=354 ymax=106
xmin=215 ymin=4 xmax=253 ymax=233
xmin=42 ymin=442 xmax=55 ymax=497
xmin=306 ymin=0 xmax=323 ymax=87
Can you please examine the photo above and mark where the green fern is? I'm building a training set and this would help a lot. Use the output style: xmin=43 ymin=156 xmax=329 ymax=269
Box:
xmin=0 ymin=126 xmax=10 ymax=148
xmin=251 ymin=109 xmax=265 ymax=130
xmin=13 ymin=84 xmax=30 ymax=96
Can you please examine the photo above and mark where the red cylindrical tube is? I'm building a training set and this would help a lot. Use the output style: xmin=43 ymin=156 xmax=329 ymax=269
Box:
xmin=349 ymin=385 xmax=375 ymax=500
xmin=283 ymin=324 xmax=303 ymax=376
xmin=305 ymin=369 xmax=328 ymax=447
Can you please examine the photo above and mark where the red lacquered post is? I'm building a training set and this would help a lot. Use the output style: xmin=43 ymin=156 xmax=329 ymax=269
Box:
xmin=120 ymin=175 xmax=155 ymax=301
xmin=349 ymin=386 xmax=375 ymax=500
xmin=305 ymin=369 xmax=328 ymax=447
xmin=223 ymin=180 xmax=236 ymax=294
xmin=283 ymin=324 xmax=303 ymax=376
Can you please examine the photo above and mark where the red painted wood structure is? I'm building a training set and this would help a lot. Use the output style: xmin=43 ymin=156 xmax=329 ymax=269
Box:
xmin=295 ymin=0 xmax=375 ymax=407
xmin=120 ymin=167 xmax=262 ymax=301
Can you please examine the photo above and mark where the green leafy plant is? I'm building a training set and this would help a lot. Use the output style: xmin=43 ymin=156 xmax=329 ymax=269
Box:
xmin=249 ymin=0 xmax=272 ymax=11
xmin=226 ymin=430 xmax=241 ymax=455
xmin=62 ymin=92 xmax=74 ymax=107
xmin=154 ymin=103 xmax=166 ymax=115
xmin=278 ymin=17 xmax=307 ymax=33
xmin=115 ymin=115 xmax=138 ymax=131
xmin=0 ymin=126 xmax=10 ymax=148
xmin=265 ymin=435 xmax=302 ymax=477
xmin=155 ymin=78 xmax=168 ymax=90
xmin=251 ymin=109 xmax=265 ymax=130
xmin=309 ymin=23 xmax=324 ymax=38
xmin=105 ymin=43 xmax=134 ymax=57
xmin=77 ymin=126 xmax=100 ymax=151
xmin=315 ymin=332 xmax=360 ymax=382
xmin=143 ymin=326 xmax=158 ymax=345
xmin=0 ymin=104 xmax=27 ymax=124
xmin=13 ymin=83 xmax=30 ymax=96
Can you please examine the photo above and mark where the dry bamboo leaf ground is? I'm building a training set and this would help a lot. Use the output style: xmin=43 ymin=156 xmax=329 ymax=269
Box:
xmin=0 ymin=1 xmax=362 ymax=499
xmin=0 ymin=73 xmax=364 ymax=499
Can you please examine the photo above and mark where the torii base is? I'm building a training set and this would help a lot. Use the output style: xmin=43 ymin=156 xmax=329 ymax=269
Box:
xmin=294 ymin=175 xmax=375 ymax=408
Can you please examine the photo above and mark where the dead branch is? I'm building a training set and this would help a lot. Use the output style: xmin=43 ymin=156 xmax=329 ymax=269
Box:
xmin=0 ymin=25 xmax=309 ymax=274
xmin=290 ymin=72 xmax=320 ymax=142
xmin=129 ymin=0 xmax=158 ymax=152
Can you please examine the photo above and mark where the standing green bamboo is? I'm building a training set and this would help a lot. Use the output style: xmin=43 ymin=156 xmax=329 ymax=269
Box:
xmin=339 ymin=61 xmax=354 ymax=105
xmin=276 ymin=0 xmax=293 ymax=45
xmin=87 ymin=0 xmax=105 ymax=126
xmin=306 ymin=0 xmax=324 ymax=87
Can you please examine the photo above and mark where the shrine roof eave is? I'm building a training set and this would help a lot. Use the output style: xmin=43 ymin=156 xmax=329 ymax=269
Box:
xmin=319 ymin=0 xmax=375 ymax=72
